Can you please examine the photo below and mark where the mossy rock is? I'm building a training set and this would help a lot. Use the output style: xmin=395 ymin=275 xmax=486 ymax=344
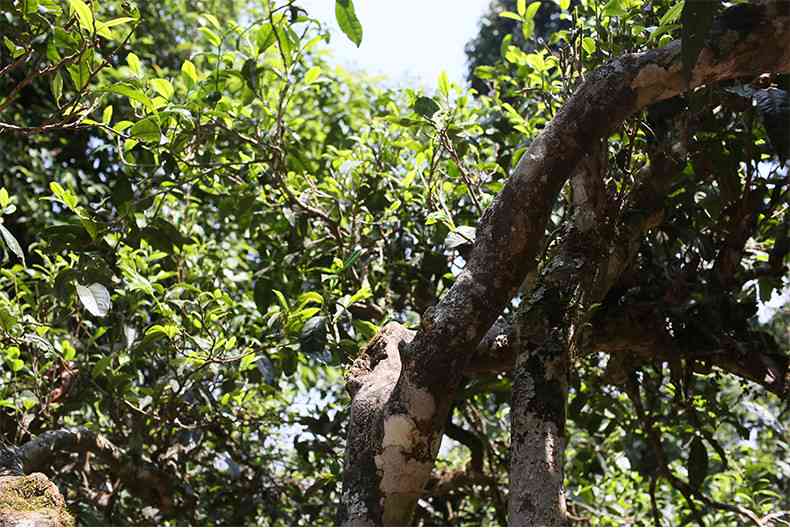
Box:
xmin=0 ymin=473 xmax=74 ymax=527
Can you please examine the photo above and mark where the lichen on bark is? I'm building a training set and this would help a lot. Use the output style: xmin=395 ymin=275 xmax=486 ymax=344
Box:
xmin=0 ymin=473 xmax=74 ymax=527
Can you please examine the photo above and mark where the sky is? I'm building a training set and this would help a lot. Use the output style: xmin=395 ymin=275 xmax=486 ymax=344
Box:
xmin=298 ymin=0 xmax=492 ymax=88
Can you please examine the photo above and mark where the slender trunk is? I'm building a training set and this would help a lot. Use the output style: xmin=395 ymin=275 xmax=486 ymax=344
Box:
xmin=509 ymin=313 xmax=569 ymax=525
xmin=508 ymin=149 xmax=606 ymax=525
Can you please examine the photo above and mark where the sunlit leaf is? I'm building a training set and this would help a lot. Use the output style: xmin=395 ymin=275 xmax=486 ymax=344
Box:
xmin=335 ymin=0 xmax=363 ymax=47
xmin=0 ymin=224 xmax=24 ymax=264
xmin=75 ymin=282 xmax=112 ymax=317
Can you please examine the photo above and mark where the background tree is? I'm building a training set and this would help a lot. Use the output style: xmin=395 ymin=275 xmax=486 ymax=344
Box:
xmin=0 ymin=0 xmax=788 ymax=525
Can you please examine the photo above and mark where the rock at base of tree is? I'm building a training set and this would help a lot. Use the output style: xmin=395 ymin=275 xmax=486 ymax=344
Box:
xmin=0 ymin=473 xmax=74 ymax=527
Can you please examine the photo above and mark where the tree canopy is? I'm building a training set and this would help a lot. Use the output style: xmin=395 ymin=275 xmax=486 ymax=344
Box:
xmin=0 ymin=0 xmax=788 ymax=525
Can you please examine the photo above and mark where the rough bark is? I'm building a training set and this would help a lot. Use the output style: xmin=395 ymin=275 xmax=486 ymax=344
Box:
xmin=509 ymin=142 xmax=608 ymax=525
xmin=339 ymin=4 xmax=790 ymax=524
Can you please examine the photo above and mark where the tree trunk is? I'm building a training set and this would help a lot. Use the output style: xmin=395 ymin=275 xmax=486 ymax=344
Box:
xmin=509 ymin=146 xmax=606 ymax=525
xmin=339 ymin=4 xmax=790 ymax=524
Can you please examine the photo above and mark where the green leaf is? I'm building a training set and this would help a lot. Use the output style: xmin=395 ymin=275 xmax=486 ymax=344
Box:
xmin=273 ymin=289 xmax=289 ymax=313
xmin=199 ymin=27 xmax=221 ymax=47
xmin=50 ymin=71 xmax=63 ymax=105
xmin=681 ymin=0 xmax=719 ymax=84
xmin=126 ymin=52 xmax=142 ymax=75
xmin=96 ymin=16 xmax=136 ymax=33
xmin=2 ymin=37 xmax=22 ymax=58
xmin=603 ymin=0 xmax=628 ymax=17
xmin=0 ymin=301 xmax=18 ymax=330
xmin=149 ymin=78 xmax=174 ymax=99
xmin=102 ymin=105 xmax=113 ymax=125
xmin=201 ymin=13 xmax=221 ymax=29
xmin=95 ymin=17 xmax=133 ymax=39
xmin=68 ymin=0 xmax=94 ymax=32
xmin=341 ymin=250 xmax=361 ymax=272
xmin=49 ymin=181 xmax=79 ymax=210
xmin=181 ymin=60 xmax=198 ymax=84
xmin=304 ymin=65 xmax=321 ymax=84
xmin=0 ymin=224 xmax=24 ymax=264
xmin=517 ymin=0 xmax=527 ymax=16
xmin=75 ymin=282 xmax=112 ymax=317
xmin=256 ymin=23 xmax=277 ymax=53
xmin=130 ymin=117 xmax=161 ymax=143
xmin=67 ymin=55 xmax=91 ymax=89
xmin=413 ymin=96 xmax=440 ymax=118
xmin=522 ymin=20 xmax=535 ymax=41
xmin=92 ymin=354 xmax=113 ymax=377
xmin=274 ymin=25 xmax=294 ymax=66
xmin=582 ymin=36 xmax=597 ymax=55
xmin=335 ymin=0 xmax=363 ymax=47
xmin=499 ymin=11 xmax=523 ymax=21
xmin=240 ymin=352 xmax=256 ymax=371
xmin=438 ymin=70 xmax=450 ymax=98
xmin=525 ymin=1 xmax=541 ymax=20
xmin=108 ymin=82 xmax=155 ymax=113
xmin=688 ymin=436 xmax=709 ymax=489
xmin=659 ymin=0 xmax=684 ymax=26
xmin=145 ymin=324 xmax=179 ymax=339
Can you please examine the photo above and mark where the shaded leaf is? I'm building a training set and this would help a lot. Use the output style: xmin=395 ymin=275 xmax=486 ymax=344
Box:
xmin=300 ymin=315 xmax=328 ymax=360
xmin=256 ymin=23 xmax=276 ymax=53
xmin=254 ymin=276 xmax=275 ymax=314
xmin=130 ymin=117 xmax=161 ymax=143
xmin=138 ymin=218 xmax=192 ymax=251
xmin=754 ymin=87 xmax=790 ymax=162
xmin=414 ymin=96 xmax=440 ymax=118
xmin=256 ymin=355 xmax=276 ymax=385
xmin=688 ymin=436 xmax=709 ymax=489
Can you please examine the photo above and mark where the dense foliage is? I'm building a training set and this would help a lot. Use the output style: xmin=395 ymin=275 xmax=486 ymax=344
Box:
xmin=0 ymin=0 xmax=787 ymax=525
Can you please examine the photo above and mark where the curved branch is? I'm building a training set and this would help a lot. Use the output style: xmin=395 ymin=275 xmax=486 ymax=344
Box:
xmin=18 ymin=427 xmax=176 ymax=512
xmin=443 ymin=420 xmax=485 ymax=474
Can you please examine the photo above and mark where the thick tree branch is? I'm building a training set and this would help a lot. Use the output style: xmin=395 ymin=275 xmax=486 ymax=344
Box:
xmin=464 ymin=303 xmax=789 ymax=398
xmin=18 ymin=427 xmax=175 ymax=513
xmin=340 ymin=5 xmax=790 ymax=524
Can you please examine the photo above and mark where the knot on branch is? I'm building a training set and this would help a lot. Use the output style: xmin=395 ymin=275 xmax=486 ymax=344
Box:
xmin=346 ymin=322 xmax=415 ymax=398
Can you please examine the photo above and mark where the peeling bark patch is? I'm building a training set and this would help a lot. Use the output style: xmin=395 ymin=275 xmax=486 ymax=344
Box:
xmin=374 ymin=441 xmax=433 ymax=525
xmin=632 ymin=63 xmax=670 ymax=89
xmin=375 ymin=446 xmax=433 ymax=494
xmin=401 ymin=383 xmax=436 ymax=424
xmin=382 ymin=414 xmax=419 ymax=450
